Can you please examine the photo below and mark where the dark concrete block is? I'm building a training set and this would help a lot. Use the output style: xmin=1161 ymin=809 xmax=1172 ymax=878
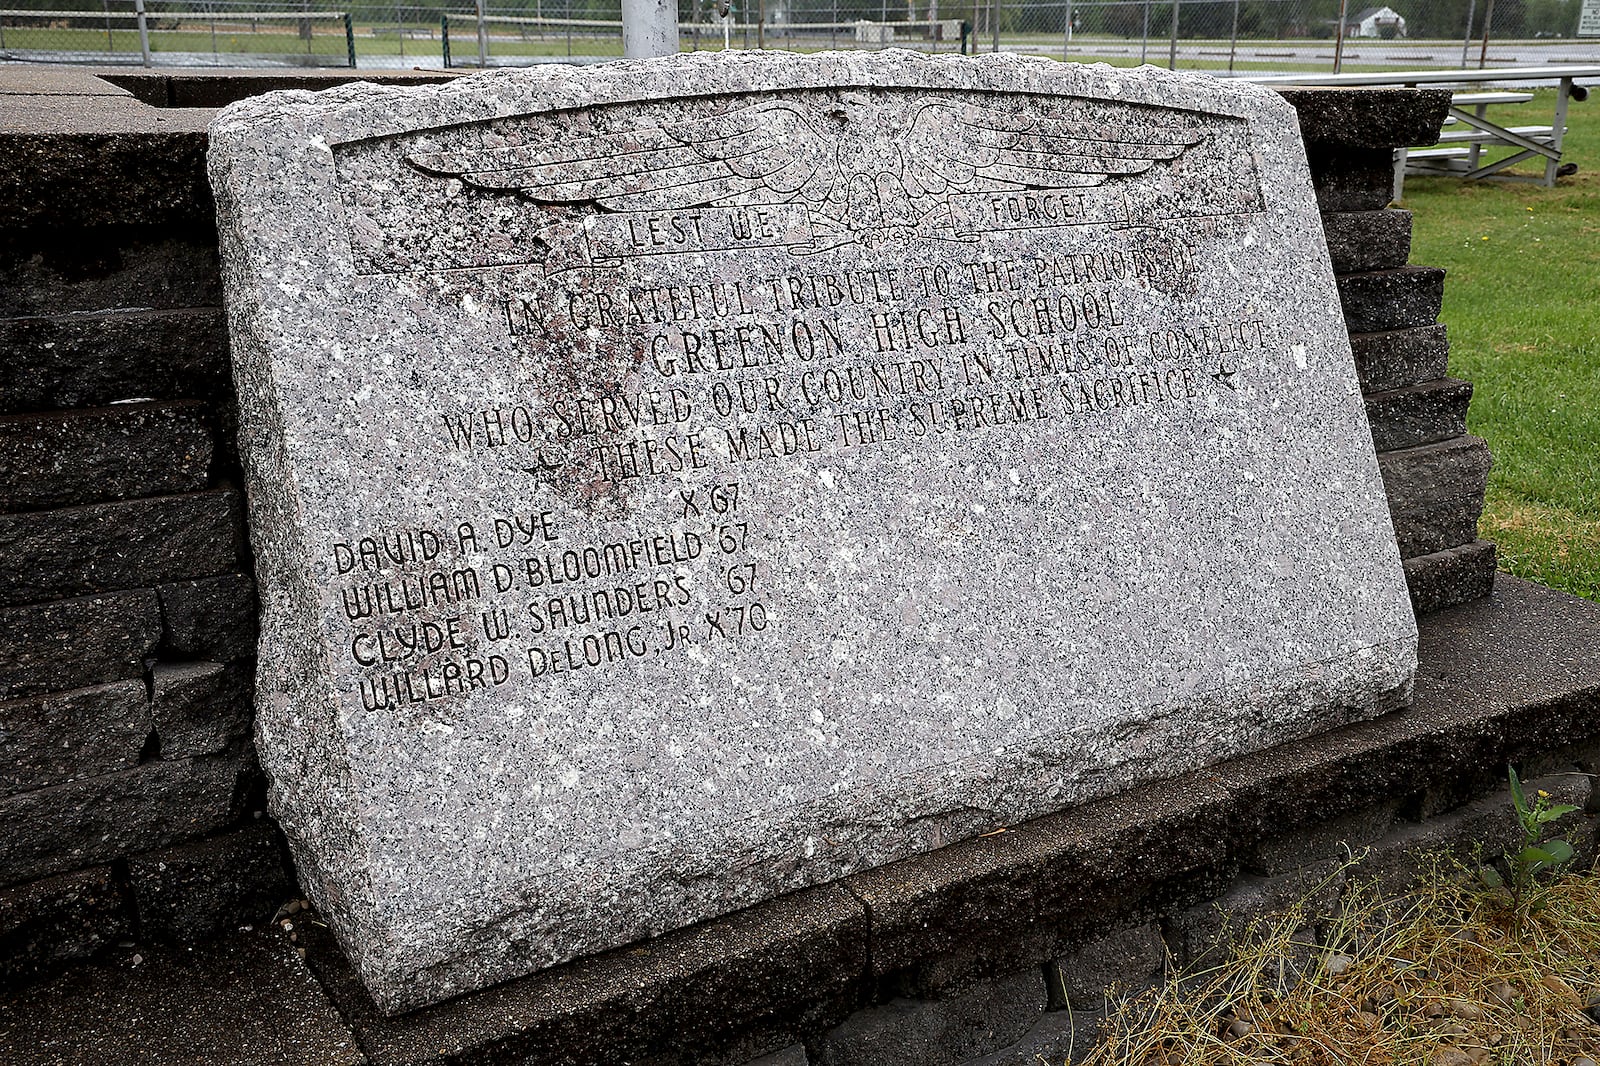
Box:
xmin=1350 ymin=325 xmax=1451 ymax=393
xmin=1321 ymin=209 xmax=1413 ymax=275
xmin=150 ymin=660 xmax=252 ymax=759
xmin=815 ymin=967 xmax=1045 ymax=1066
xmin=0 ymin=929 xmax=363 ymax=1065
xmin=965 ymin=1010 xmax=1101 ymax=1066
xmin=0 ymin=225 xmax=221 ymax=317
xmin=0 ymin=306 xmax=229 ymax=413
xmin=845 ymin=775 xmax=1235 ymax=996
xmin=303 ymin=884 xmax=869 ymax=1066
xmin=0 ymin=866 xmax=132 ymax=988
xmin=0 ymin=680 xmax=151 ymax=797
xmin=1365 ymin=377 xmax=1472 ymax=453
xmin=1361 ymin=773 xmax=1591 ymax=893
xmin=1205 ymin=709 xmax=1501 ymax=858
xmin=0 ymin=490 xmax=242 ymax=607
xmin=1162 ymin=860 xmax=1344 ymax=970
xmin=1404 ymin=540 xmax=1497 ymax=615
xmin=1414 ymin=577 xmax=1600 ymax=767
xmin=0 ymin=401 xmax=213 ymax=513
xmin=1244 ymin=799 xmax=1402 ymax=876
xmin=0 ymin=121 xmax=212 ymax=231
xmin=0 ymin=590 xmax=161 ymax=700
xmin=128 ymin=821 xmax=293 ymax=942
xmin=0 ymin=757 xmax=244 ymax=887
xmin=1379 ymin=436 xmax=1492 ymax=558
xmin=157 ymin=571 xmax=257 ymax=661
xmin=1046 ymin=921 xmax=1164 ymax=1011
xmin=1337 ymin=266 xmax=1445 ymax=334
xmin=1305 ymin=146 xmax=1396 ymax=212
xmin=1279 ymin=88 xmax=1451 ymax=151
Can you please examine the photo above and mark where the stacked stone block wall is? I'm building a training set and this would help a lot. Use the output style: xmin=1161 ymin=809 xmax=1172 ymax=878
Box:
xmin=0 ymin=73 xmax=1526 ymax=1063
xmin=0 ymin=109 xmax=293 ymax=984
xmin=1282 ymin=89 xmax=1499 ymax=614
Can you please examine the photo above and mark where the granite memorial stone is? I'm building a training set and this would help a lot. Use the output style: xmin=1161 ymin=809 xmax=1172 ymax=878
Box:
xmin=208 ymin=51 xmax=1417 ymax=1013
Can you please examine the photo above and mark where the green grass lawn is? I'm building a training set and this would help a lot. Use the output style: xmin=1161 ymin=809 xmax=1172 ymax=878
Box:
xmin=1402 ymin=91 xmax=1600 ymax=602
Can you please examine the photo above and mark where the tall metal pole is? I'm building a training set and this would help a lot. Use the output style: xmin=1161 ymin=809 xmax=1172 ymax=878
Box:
xmin=135 ymin=0 xmax=151 ymax=65
xmin=474 ymin=0 xmax=488 ymax=65
xmin=1166 ymin=0 xmax=1178 ymax=68
xmin=1332 ymin=0 xmax=1348 ymax=73
xmin=991 ymin=0 xmax=999 ymax=51
xmin=623 ymin=0 xmax=677 ymax=54
xmin=1140 ymin=0 xmax=1149 ymax=63
xmin=1478 ymin=0 xmax=1496 ymax=68
xmin=1461 ymin=0 xmax=1476 ymax=67
xmin=1226 ymin=0 xmax=1239 ymax=72
xmin=757 ymin=0 xmax=764 ymax=48
xmin=1061 ymin=0 xmax=1071 ymax=60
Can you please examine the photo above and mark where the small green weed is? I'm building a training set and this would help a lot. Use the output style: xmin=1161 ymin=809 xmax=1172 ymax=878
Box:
xmin=1478 ymin=765 xmax=1581 ymax=939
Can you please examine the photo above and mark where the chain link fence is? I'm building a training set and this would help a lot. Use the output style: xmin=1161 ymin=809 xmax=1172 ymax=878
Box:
xmin=2 ymin=0 xmax=1596 ymax=69
xmin=0 ymin=0 xmax=357 ymax=65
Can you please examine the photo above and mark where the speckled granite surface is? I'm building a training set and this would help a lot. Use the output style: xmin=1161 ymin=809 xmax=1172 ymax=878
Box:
xmin=208 ymin=50 xmax=1416 ymax=1014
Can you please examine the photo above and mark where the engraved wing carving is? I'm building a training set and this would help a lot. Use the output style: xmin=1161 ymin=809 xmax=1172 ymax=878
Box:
xmin=403 ymin=95 xmax=1207 ymax=251
xmin=406 ymin=101 xmax=831 ymax=212
xmin=900 ymin=100 xmax=1207 ymax=198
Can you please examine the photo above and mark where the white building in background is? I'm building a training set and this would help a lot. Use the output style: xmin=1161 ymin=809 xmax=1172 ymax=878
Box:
xmin=1346 ymin=5 xmax=1407 ymax=37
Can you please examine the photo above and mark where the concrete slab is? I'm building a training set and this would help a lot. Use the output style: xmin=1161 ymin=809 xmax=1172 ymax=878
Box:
xmin=0 ymin=67 xmax=132 ymax=97
xmin=0 ymin=928 xmax=364 ymax=1065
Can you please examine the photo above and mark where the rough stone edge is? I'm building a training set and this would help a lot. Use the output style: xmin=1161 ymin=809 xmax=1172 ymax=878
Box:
xmin=206 ymin=126 xmax=382 ymax=990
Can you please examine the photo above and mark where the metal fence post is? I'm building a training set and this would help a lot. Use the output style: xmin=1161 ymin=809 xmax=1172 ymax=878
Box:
xmin=344 ymin=12 xmax=356 ymax=66
xmin=1166 ymin=0 xmax=1178 ymax=69
xmin=1478 ymin=0 xmax=1496 ymax=68
xmin=1227 ymin=0 xmax=1239 ymax=72
xmin=1140 ymin=0 xmax=1149 ymax=64
xmin=992 ymin=0 xmax=999 ymax=52
xmin=1333 ymin=0 xmax=1347 ymax=72
xmin=475 ymin=0 xmax=489 ymax=66
xmin=441 ymin=13 xmax=451 ymax=66
xmin=1461 ymin=0 xmax=1476 ymax=67
xmin=1061 ymin=0 xmax=1071 ymax=60
xmin=135 ymin=0 xmax=152 ymax=65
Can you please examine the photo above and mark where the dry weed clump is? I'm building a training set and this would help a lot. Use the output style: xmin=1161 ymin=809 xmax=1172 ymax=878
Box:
xmin=1083 ymin=858 xmax=1600 ymax=1066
